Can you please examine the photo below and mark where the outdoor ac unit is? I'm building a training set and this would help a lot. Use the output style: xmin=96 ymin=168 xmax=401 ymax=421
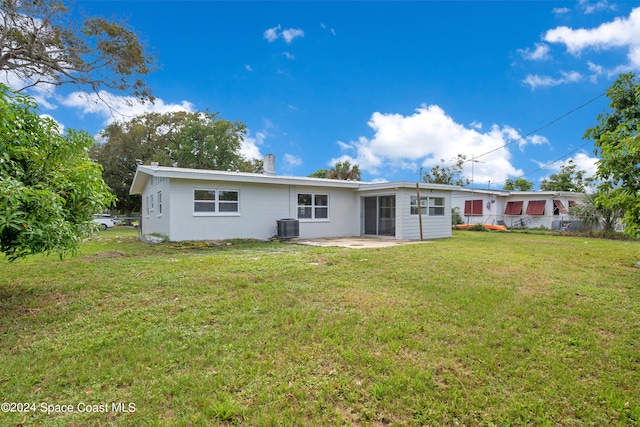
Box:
xmin=277 ymin=218 xmax=299 ymax=238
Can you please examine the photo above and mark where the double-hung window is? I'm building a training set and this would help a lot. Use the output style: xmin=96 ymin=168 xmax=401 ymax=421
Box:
xmin=428 ymin=197 xmax=445 ymax=216
xmin=157 ymin=191 xmax=162 ymax=215
xmin=194 ymin=189 xmax=239 ymax=215
xmin=410 ymin=196 xmax=428 ymax=215
xmin=297 ymin=193 xmax=329 ymax=219
xmin=410 ymin=196 xmax=444 ymax=216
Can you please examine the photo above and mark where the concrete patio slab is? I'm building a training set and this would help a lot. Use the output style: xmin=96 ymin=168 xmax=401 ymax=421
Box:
xmin=293 ymin=236 xmax=431 ymax=249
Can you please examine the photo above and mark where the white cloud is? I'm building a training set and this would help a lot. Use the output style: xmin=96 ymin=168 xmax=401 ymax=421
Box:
xmin=544 ymin=6 xmax=640 ymax=70
xmin=58 ymin=91 xmax=194 ymax=126
xmin=536 ymin=152 xmax=599 ymax=183
xmin=263 ymin=25 xmax=280 ymax=42
xmin=333 ymin=105 xmax=524 ymax=184
xmin=244 ymin=64 xmax=253 ymax=72
xmin=241 ymin=130 xmax=265 ymax=161
xmin=570 ymin=152 xmax=599 ymax=177
xmin=578 ymin=0 xmax=616 ymax=14
xmin=518 ymin=43 xmax=552 ymax=61
xmin=524 ymin=134 xmax=550 ymax=150
xmin=284 ymin=153 xmax=302 ymax=167
xmin=553 ymin=7 xmax=571 ymax=15
xmin=263 ymin=25 xmax=304 ymax=44
xmin=469 ymin=121 xmax=483 ymax=129
xmin=281 ymin=52 xmax=295 ymax=60
xmin=523 ymin=71 xmax=583 ymax=89
xmin=281 ymin=28 xmax=304 ymax=44
xmin=519 ymin=6 xmax=640 ymax=88
xmin=320 ymin=22 xmax=336 ymax=35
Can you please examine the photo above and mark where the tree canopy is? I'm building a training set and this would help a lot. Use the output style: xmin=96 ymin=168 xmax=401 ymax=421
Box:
xmin=0 ymin=0 xmax=156 ymax=100
xmin=584 ymin=72 xmax=640 ymax=236
xmin=422 ymin=154 xmax=470 ymax=186
xmin=539 ymin=160 xmax=587 ymax=192
xmin=326 ymin=160 xmax=361 ymax=181
xmin=0 ymin=84 xmax=114 ymax=260
xmin=503 ymin=178 xmax=533 ymax=191
xmin=308 ymin=169 xmax=328 ymax=179
xmin=92 ymin=111 xmax=261 ymax=214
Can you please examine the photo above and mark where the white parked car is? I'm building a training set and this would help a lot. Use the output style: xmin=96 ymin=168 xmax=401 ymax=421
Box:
xmin=93 ymin=214 xmax=115 ymax=230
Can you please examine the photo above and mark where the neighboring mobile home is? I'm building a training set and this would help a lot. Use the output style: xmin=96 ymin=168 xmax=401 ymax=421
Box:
xmin=452 ymin=188 xmax=586 ymax=230
xmin=130 ymin=164 xmax=457 ymax=242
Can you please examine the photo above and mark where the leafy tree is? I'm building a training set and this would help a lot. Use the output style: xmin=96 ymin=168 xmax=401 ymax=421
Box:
xmin=0 ymin=85 xmax=114 ymax=260
xmin=326 ymin=160 xmax=361 ymax=180
xmin=1 ymin=0 xmax=156 ymax=100
xmin=91 ymin=112 xmax=183 ymax=214
xmin=170 ymin=112 xmax=254 ymax=171
xmin=584 ymin=72 xmax=640 ymax=236
xmin=569 ymin=187 xmax=623 ymax=235
xmin=539 ymin=160 xmax=586 ymax=192
xmin=422 ymin=154 xmax=470 ymax=186
xmin=308 ymin=169 xmax=328 ymax=178
xmin=93 ymin=112 xmax=260 ymax=214
xmin=503 ymin=178 xmax=533 ymax=191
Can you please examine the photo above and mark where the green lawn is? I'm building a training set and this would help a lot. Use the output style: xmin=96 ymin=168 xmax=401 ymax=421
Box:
xmin=1 ymin=228 xmax=639 ymax=426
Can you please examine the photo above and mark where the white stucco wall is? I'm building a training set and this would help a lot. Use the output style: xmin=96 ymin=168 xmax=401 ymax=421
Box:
xmin=451 ymin=190 xmax=584 ymax=229
xmin=141 ymin=176 xmax=171 ymax=237
xmin=501 ymin=194 xmax=580 ymax=229
xmin=289 ymin=185 xmax=360 ymax=239
xmin=163 ymin=179 xmax=360 ymax=241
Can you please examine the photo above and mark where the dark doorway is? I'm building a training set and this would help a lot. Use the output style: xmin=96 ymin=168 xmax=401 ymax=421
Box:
xmin=363 ymin=195 xmax=396 ymax=236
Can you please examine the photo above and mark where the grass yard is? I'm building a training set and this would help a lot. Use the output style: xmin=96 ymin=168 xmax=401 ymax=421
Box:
xmin=1 ymin=228 xmax=639 ymax=426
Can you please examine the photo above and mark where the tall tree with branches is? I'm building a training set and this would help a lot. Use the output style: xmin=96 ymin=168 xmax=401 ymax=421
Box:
xmin=584 ymin=72 xmax=640 ymax=236
xmin=0 ymin=0 xmax=156 ymax=101
xmin=422 ymin=154 xmax=470 ymax=186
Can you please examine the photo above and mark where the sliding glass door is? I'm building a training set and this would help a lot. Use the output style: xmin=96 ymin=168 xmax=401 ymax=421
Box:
xmin=363 ymin=196 xmax=395 ymax=236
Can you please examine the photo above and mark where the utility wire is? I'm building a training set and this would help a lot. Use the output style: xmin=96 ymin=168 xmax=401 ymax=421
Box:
xmin=464 ymin=91 xmax=606 ymax=163
xmin=491 ymin=139 xmax=594 ymax=185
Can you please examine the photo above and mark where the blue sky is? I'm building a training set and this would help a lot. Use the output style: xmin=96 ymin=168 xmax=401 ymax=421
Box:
xmin=6 ymin=1 xmax=640 ymax=188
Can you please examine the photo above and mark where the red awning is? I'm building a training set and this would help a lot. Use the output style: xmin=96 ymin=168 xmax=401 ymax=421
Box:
xmin=464 ymin=199 xmax=483 ymax=216
xmin=526 ymin=200 xmax=546 ymax=215
xmin=504 ymin=201 xmax=523 ymax=215
xmin=553 ymin=199 xmax=568 ymax=214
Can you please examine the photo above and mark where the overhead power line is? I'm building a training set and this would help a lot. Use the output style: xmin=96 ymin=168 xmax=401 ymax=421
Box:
xmin=492 ymin=139 xmax=594 ymax=185
xmin=466 ymin=91 xmax=606 ymax=163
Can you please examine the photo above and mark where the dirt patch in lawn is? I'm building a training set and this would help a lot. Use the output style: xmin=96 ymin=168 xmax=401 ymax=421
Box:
xmin=294 ymin=237 xmax=431 ymax=249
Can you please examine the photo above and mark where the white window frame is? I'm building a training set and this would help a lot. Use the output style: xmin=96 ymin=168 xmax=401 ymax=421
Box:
xmin=157 ymin=191 xmax=162 ymax=216
xmin=145 ymin=196 xmax=149 ymax=216
xmin=410 ymin=196 xmax=428 ymax=215
xmin=193 ymin=189 xmax=240 ymax=216
xmin=150 ymin=194 xmax=155 ymax=212
xmin=297 ymin=193 xmax=329 ymax=221
xmin=410 ymin=196 xmax=444 ymax=216
xmin=428 ymin=197 xmax=445 ymax=216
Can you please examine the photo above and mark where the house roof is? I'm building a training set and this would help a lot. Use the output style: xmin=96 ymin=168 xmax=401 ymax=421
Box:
xmin=452 ymin=187 xmax=585 ymax=198
xmin=129 ymin=165 xmax=461 ymax=195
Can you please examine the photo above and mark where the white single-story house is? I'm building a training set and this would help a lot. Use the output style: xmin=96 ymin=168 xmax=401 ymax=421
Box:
xmin=452 ymin=188 xmax=587 ymax=230
xmin=129 ymin=163 xmax=458 ymax=242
